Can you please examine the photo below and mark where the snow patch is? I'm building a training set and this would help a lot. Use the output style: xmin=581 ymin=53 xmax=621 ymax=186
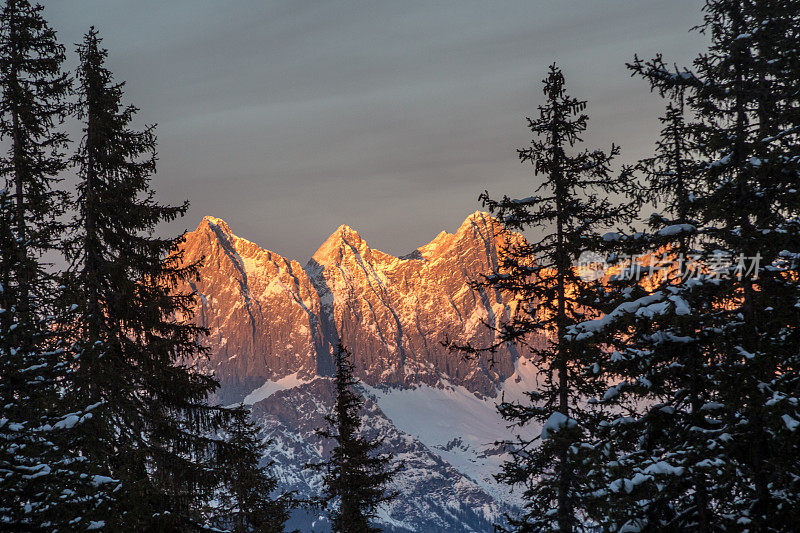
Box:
xmin=243 ymin=372 xmax=312 ymax=405
xmin=782 ymin=414 xmax=799 ymax=431
xmin=541 ymin=411 xmax=577 ymax=440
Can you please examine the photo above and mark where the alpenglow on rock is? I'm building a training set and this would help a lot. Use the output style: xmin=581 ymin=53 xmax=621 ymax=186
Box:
xmin=178 ymin=212 xmax=524 ymax=402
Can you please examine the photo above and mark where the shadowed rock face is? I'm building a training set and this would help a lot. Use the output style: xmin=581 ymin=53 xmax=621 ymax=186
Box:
xmin=179 ymin=211 xmax=523 ymax=402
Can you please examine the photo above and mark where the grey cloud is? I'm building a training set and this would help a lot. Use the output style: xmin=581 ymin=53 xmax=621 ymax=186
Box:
xmin=48 ymin=0 xmax=707 ymax=260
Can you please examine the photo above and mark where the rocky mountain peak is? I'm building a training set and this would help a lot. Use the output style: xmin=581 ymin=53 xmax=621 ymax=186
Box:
xmin=310 ymin=223 xmax=371 ymax=267
xmin=416 ymin=210 xmax=499 ymax=260
xmin=200 ymin=215 xmax=233 ymax=236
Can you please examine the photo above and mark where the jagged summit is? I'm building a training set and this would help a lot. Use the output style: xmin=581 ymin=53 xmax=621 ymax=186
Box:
xmin=196 ymin=211 xmax=503 ymax=269
xmin=194 ymin=215 xmax=284 ymax=269
xmin=310 ymin=222 xmax=372 ymax=267
xmin=465 ymin=209 xmax=493 ymax=222
xmin=415 ymin=211 xmax=502 ymax=260
xmin=457 ymin=210 xmax=499 ymax=237
xmin=200 ymin=215 xmax=232 ymax=234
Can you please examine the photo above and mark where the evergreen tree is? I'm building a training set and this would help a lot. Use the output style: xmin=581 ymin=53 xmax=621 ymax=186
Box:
xmin=572 ymin=1 xmax=800 ymax=529
xmin=461 ymin=64 xmax=631 ymax=532
xmin=0 ymin=0 xmax=68 ymax=309
xmin=214 ymin=406 xmax=293 ymax=533
xmin=308 ymin=345 xmax=400 ymax=533
xmin=66 ymin=27 xmax=246 ymax=530
xmin=0 ymin=2 xmax=111 ymax=529
xmin=573 ymin=97 xmax=717 ymax=531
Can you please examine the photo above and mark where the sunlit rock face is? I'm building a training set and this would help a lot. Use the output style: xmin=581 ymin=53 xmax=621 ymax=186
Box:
xmin=178 ymin=211 xmax=524 ymax=402
xmin=179 ymin=216 xmax=323 ymax=401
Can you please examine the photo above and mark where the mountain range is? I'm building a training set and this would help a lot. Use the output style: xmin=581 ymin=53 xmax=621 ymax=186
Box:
xmin=177 ymin=212 xmax=543 ymax=531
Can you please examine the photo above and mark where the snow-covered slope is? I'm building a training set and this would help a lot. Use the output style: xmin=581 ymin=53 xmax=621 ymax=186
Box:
xmin=251 ymin=379 xmax=511 ymax=532
xmin=364 ymin=356 xmax=541 ymax=506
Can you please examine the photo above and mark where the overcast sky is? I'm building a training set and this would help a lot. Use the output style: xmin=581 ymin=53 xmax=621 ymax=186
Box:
xmin=48 ymin=1 xmax=707 ymax=261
